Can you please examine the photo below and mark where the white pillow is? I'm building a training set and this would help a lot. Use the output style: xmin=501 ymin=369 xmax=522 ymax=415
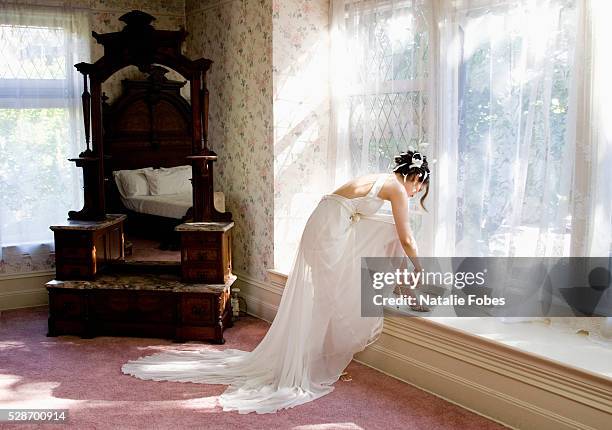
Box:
xmin=113 ymin=168 xmax=153 ymax=198
xmin=144 ymin=165 xmax=192 ymax=195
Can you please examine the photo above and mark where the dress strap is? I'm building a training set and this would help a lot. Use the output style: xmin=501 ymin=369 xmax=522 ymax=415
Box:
xmin=366 ymin=173 xmax=390 ymax=199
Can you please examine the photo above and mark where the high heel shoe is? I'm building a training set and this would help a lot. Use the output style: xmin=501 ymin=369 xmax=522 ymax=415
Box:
xmin=393 ymin=284 xmax=431 ymax=312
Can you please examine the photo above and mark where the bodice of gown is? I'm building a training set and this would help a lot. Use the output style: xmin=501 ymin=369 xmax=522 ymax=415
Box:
xmin=352 ymin=190 xmax=386 ymax=216
xmin=324 ymin=174 xmax=388 ymax=220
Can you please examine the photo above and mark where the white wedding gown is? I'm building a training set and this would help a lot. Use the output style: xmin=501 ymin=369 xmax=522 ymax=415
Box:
xmin=122 ymin=174 xmax=403 ymax=414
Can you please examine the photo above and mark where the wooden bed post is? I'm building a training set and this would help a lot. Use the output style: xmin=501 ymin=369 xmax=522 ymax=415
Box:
xmin=68 ymin=68 xmax=106 ymax=221
xmin=189 ymin=66 xmax=232 ymax=222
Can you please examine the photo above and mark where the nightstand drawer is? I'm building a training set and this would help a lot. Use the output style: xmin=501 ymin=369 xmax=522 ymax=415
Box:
xmin=182 ymin=265 xmax=224 ymax=283
xmin=49 ymin=291 xmax=85 ymax=319
xmin=182 ymin=234 xmax=220 ymax=246
xmin=185 ymin=248 xmax=219 ymax=262
xmin=55 ymin=233 xmax=90 ymax=245
xmin=180 ymin=296 xmax=216 ymax=324
xmin=57 ymin=247 xmax=92 ymax=259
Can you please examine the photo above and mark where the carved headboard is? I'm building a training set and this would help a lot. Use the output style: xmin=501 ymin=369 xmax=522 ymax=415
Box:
xmin=103 ymin=66 xmax=192 ymax=211
xmin=103 ymin=66 xmax=192 ymax=171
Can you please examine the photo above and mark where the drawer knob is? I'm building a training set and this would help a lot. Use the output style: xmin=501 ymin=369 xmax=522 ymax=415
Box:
xmin=191 ymin=305 xmax=204 ymax=316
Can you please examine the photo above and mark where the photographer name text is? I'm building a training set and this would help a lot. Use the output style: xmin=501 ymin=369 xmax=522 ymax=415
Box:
xmin=373 ymin=294 xmax=506 ymax=307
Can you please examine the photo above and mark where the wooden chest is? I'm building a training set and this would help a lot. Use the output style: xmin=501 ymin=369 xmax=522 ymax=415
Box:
xmin=46 ymin=273 xmax=235 ymax=344
xmin=51 ymin=214 xmax=125 ymax=280
xmin=176 ymin=221 xmax=233 ymax=284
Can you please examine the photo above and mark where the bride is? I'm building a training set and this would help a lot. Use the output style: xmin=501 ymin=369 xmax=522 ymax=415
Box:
xmin=122 ymin=151 xmax=431 ymax=414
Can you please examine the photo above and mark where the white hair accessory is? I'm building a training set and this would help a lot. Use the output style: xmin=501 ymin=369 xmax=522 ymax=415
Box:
xmin=394 ymin=151 xmax=430 ymax=183
xmin=409 ymin=152 xmax=424 ymax=169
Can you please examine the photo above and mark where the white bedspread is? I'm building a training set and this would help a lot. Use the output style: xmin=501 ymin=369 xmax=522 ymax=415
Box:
xmin=121 ymin=192 xmax=225 ymax=219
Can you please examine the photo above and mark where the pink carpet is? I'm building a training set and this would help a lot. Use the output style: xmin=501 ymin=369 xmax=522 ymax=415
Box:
xmin=0 ymin=306 xmax=506 ymax=430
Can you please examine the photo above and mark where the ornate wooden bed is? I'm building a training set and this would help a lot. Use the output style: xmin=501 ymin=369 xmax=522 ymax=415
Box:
xmin=47 ymin=11 xmax=236 ymax=344
xmin=68 ymin=9 xmax=231 ymax=225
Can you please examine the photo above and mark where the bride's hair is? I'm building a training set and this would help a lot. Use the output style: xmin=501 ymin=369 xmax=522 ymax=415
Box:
xmin=393 ymin=151 xmax=430 ymax=211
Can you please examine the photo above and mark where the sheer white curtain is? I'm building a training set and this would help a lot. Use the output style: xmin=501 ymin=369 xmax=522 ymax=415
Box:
xmin=553 ymin=0 xmax=612 ymax=341
xmin=569 ymin=0 xmax=612 ymax=259
xmin=435 ymin=0 xmax=611 ymax=342
xmin=329 ymin=0 xmax=608 ymax=257
xmin=330 ymin=0 xmax=434 ymax=177
xmin=0 ymin=4 xmax=89 ymax=274
xmin=329 ymin=0 xmax=435 ymax=251
xmin=434 ymin=0 xmax=583 ymax=258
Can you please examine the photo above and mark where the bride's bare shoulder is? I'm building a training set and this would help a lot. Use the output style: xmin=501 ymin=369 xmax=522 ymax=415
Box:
xmin=332 ymin=174 xmax=381 ymax=198
xmin=379 ymin=174 xmax=404 ymax=201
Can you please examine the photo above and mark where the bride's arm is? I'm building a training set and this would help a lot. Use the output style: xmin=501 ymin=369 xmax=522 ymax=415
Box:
xmin=388 ymin=188 xmax=423 ymax=272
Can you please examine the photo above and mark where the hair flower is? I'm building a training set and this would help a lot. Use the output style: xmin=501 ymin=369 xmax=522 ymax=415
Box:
xmin=409 ymin=152 xmax=424 ymax=169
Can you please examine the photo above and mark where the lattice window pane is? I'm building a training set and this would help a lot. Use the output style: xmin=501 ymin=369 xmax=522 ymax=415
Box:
xmin=0 ymin=24 xmax=66 ymax=80
xmin=348 ymin=91 xmax=428 ymax=173
xmin=345 ymin=1 xmax=431 ymax=176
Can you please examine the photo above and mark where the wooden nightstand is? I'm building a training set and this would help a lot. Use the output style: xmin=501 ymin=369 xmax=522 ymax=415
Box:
xmin=176 ymin=221 xmax=234 ymax=284
xmin=50 ymin=214 xmax=125 ymax=280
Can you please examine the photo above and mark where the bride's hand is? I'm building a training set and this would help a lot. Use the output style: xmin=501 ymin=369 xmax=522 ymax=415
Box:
xmin=392 ymin=269 xmax=430 ymax=312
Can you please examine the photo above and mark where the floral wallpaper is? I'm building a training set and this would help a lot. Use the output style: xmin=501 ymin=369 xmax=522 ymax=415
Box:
xmin=185 ymin=0 xmax=274 ymax=282
xmin=273 ymin=0 xmax=331 ymax=272
xmin=186 ymin=0 xmax=332 ymax=278
xmin=0 ymin=245 xmax=56 ymax=276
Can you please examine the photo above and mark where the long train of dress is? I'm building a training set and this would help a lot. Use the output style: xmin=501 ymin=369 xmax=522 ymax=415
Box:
xmin=121 ymin=174 xmax=403 ymax=414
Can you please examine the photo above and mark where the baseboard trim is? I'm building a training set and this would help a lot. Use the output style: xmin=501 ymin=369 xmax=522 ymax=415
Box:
xmin=0 ymin=283 xmax=50 ymax=311
xmin=381 ymin=316 xmax=611 ymax=407
xmin=355 ymin=344 xmax=589 ymax=430
xmin=355 ymin=329 xmax=609 ymax=430
xmin=0 ymin=270 xmax=55 ymax=281
xmin=239 ymin=290 xmax=279 ymax=323
xmin=233 ymin=270 xmax=280 ymax=323
xmin=235 ymin=270 xmax=284 ymax=296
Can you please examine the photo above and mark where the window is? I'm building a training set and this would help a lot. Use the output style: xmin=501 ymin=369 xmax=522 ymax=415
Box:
xmin=454 ymin=0 xmax=577 ymax=257
xmin=343 ymin=1 xmax=431 ymax=174
xmin=332 ymin=0 xmax=433 ymax=238
xmin=330 ymin=0 xmax=591 ymax=258
xmin=277 ymin=0 xmax=609 ymax=272
xmin=0 ymin=7 xmax=89 ymax=250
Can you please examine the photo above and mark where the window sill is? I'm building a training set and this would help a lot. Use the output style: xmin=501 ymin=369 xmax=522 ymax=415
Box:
xmin=267 ymin=268 xmax=288 ymax=289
